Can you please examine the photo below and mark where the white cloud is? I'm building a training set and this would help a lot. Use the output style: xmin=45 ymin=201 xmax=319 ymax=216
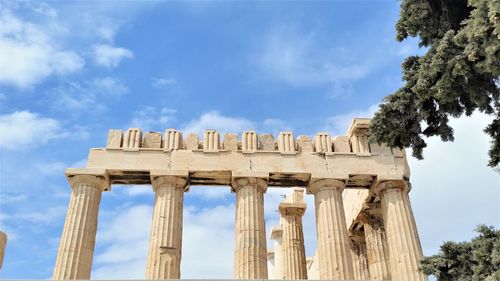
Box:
xmin=257 ymin=26 xmax=372 ymax=97
xmin=92 ymin=199 xmax=236 ymax=279
xmin=181 ymin=111 xmax=255 ymax=135
xmin=0 ymin=111 xmax=65 ymax=149
xmin=0 ymin=9 xmax=84 ymax=88
xmin=181 ymin=203 xmax=235 ymax=278
xmin=408 ymin=112 xmax=500 ymax=255
xmin=128 ymin=106 xmax=177 ymax=131
xmin=323 ymin=103 xmax=379 ymax=135
xmin=152 ymin=77 xmax=177 ymax=89
xmin=93 ymin=205 xmax=152 ymax=279
xmin=93 ymin=44 xmax=133 ymax=68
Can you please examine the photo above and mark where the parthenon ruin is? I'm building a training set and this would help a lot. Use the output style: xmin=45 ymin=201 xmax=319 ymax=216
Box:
xmin=52 ymin=118 xmax=428 ymax=280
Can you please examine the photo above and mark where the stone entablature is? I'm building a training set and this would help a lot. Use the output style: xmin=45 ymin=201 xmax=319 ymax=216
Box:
xmin=86 ymin=119 xmax=409 ymax=188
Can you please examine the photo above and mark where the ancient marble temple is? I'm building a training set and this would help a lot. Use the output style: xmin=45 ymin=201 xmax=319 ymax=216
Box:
xmin=51 ymin=118 xmax=427 ymax=280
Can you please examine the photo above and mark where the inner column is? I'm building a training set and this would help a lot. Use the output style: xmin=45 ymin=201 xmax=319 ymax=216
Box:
xmin=232 ymin=173 xmax=269 ymax=279
xmin=279 ymin=189 xmax=308 ymax=280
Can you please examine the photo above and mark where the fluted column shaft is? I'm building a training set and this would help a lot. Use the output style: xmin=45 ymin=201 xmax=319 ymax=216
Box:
xmin=232 ymin=176 xmax=268 ymax=279
xmin=146 ymin=172 xmax=188 ymax=279
xmin=308 ymin=178 xmax=354 ymax=280
xmin=280 ymin=204 xmax=307 ymax=279
xmin=53 ymin=173 xmax=108 ymax=280
xmin=376 ymin=181 xmax=427 ymax=281
xmin=362 ymin=214 xmax=391 ymax=280
xmin=350 ymin=241 xmax=370 ymax=280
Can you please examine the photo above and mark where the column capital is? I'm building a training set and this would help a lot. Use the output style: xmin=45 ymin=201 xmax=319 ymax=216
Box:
xmin=65 ymin=168 xmax=110 ymax=192
xmin=231 ymin=171 xmax=268 ymax=193
xmin=306 ymin=176 xmax=347 ymax=195
xmin=279 ymin=202 xmax=307 ymax=217
xmin=150 ymin=170 xmax=189 ymax=192
xmin=373 ymin=180 xmax=410 ymax=197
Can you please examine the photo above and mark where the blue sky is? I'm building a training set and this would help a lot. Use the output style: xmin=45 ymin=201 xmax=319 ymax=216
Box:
xmin=0 ymin=1 xmax=498 ymax=279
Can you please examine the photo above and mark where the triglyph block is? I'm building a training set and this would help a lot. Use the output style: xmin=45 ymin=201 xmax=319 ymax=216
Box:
xmin=315 ymin=132 xmax=333 ymax=153
xmin=164 ymin=129 xmax=182 ymax=150
xmin=124 ymin=128 xmax=142 ymax=149
xmin=278 ymin=131 xmax=295 ymax=154
xmin=203 ymin=130 xmax=219 ymax=151
xmin=242 ymin=131 xmax=258 ymax=153
xmin=351 ymin=134 xmax=370 ymax=154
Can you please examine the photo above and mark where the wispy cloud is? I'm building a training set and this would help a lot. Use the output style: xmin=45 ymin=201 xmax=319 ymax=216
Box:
xmin=92 ymin=77 xmax=129 ymax=96
xmin=152 ymin=77 xmax=177 ymax=89
xmin=49 ymin=77 xmax=128 ymax=115
xmin=257 ymin=25 xmax=373 ymax=97
xmin=128 ymin=106 xmax=177 ymax=131
xmin=93 ymin=44 xmax=133 ymax=68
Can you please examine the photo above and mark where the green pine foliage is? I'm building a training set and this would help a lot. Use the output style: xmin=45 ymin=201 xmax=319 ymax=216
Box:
xmin=420 ymin=225 xmax=500 ymax=281
xmin=371 ymin=0 xmax=500 ymax=167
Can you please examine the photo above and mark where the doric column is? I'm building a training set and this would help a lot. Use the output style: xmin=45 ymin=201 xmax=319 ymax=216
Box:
xmin=279 ymin=193 xmax=308 ymax=279
xmin=375 ymin=181 xmax=427 ymax=281
xmin=146 ymin=170 xmax=188 ymax=279
xmin=232 ymin=173 xmax=268 ymax=279
xmin=307 ymin=177 xmax=354 ymax=280
xmin=270 ymin=226 xmax=284 ymax=279
xmin=53 ymin=169 xmax=109 ymax=280
xmin=350 ymin=233 xmax=370 ymax=280
xmin=360 ymin=212 xmax=391 ymax=280
xmin=0 ymin=231 xmax=6 ymax=270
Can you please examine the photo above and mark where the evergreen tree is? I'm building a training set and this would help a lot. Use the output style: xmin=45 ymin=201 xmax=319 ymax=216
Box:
xmin=420 ymin=225 xmax=500 ymax=281
xmin=371 ymin=0 xmax=500 ymax=167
